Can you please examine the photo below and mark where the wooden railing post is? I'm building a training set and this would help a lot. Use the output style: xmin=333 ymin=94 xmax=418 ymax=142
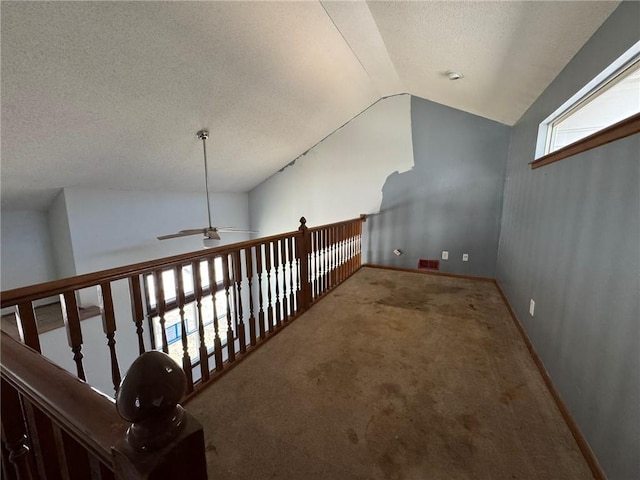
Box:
xmin=114 ymin=350 xmax=207 ymax=479
xmin=298 ymin=217 xmax=312 ymax=311
xmin=1 ymin=332 xmax=208 ymax=480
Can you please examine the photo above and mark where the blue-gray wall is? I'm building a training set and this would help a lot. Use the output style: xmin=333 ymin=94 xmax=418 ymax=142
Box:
xmin=496 ymin=3 xmax=640 ymax=479
xmin=365 ymin=97 xmax=510 ymax=277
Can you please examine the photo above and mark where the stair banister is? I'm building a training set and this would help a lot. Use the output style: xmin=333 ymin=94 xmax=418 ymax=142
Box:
xmin=0 ymin=331 xmax=207 ymax=479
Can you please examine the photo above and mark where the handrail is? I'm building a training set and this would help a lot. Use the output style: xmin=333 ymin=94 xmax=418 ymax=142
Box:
xmin=0 ymin=331 xmax=126 ymax=467
xmin=1 ymin=229 xmax=302 ymax=307
xmin=306 ymin=214 xmax=367 ymax=233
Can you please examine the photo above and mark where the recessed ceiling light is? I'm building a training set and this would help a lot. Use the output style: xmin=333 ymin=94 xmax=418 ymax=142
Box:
xmin=446 ymin=71 xmax=464 ymax=80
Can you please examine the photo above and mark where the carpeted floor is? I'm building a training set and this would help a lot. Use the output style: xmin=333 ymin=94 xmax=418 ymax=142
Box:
xmin=185 ymin=266 xmax=592 ymax=480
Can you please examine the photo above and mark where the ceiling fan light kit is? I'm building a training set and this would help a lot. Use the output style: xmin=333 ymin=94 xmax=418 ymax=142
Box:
xmin=157 ymin=130 xmax=256 ymax=246
xmin=203 ymin=237 xmax=221 ymax=248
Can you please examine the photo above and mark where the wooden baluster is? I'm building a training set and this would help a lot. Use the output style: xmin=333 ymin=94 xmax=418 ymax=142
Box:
xmin=153 ymin=270 xmax=169 ymax=354
xmin=358 ymin=217 xmax=364 ymax=267
xmin=349 ymin=222 xmax=355 ymax=275
xmin=334 ymin=227 xmax=339 ymax=285
xmin=255 ymin=245 xmax=266 ymax=340
xmin=318 ymin=231 xmax=324 ymax=296
xmin=307 ymin=233 xmax=313 ymax=300
xmin=98 ymin=282 xmax=121 ymax=394
xmin=353 ymin=222 xmax=357 ymax=273
xmin=15 ymin=303 xmax=40 ymax=353
xmin=322 ymin=229 xmax=329 ymax=294
xmin=208 ymin=257 xmax=223 ymax=372
xmin=348 ymin=224 xmax=352 ymax=276
xmin=128 ymin=275 xmax=146 ymax=355
xmin=309 ymin=230 xmax=322 ymax=300
xmin=340 ymin=224 xmax=346 ymax=282
xmin=353 ymin=222 xmax=358 ymax=269
xmin=60 ymin=291 xmax=86 ymax=381
xmin=335 ymin=226 xmax=340 ymax=285
xmin=288 ymin=237 xmax=295 ymax=317
xmin=265 ymin=241 xmax=274 ymax=332
xmin=52 ymin=425 xmax=92 ymax=479
xmin=193 ymin=261 xmax=209 ymax=383
xmin=344 ymin=225 xmax=349 ymax=279
xmin=232 ymin=251 xmax=246 ymax=354
xmin=175 ymin=266 xmax=193 ymax=393
xmin=1 ymin=379 xmax=35 ymax=480
xmin=273 ymin=241 xmax=282 ymax=328
xmin=245 ymin=248 xmax=257 ymax=347
xmin=21 ymin=399 xmax=61 ymax=480
xmin=295 ymin=235 xmax=302 ymax=313
xmin=297 ymin=218 xmax=312 ymax=311
xmin=313 ymin=231 xmax=319 ymax=300
xmin=331 ymin=227 xmax=338 ymax=287
xmin=280 ymin=239 xmax=288 ymax=323
xmin=318 ymin=230 xmax=324 ymax=296
xmin=345 ymin=224 xmax=350 ymax=277
xmin=333 ymin=226 xmax=342 ymax=286
xmin=222 ymin=255 xmax=235 ymax=362
xmin=326 ymin=228 xmax=332 ymax=288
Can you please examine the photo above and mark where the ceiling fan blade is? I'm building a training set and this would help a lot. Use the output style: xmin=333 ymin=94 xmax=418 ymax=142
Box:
xmin=157 ymin=229 xmax=206 ymax=240
xmin=215 ymin=227 xmax=258 ymax=233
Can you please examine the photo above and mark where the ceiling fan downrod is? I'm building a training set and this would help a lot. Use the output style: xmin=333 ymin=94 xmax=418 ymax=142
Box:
xmin=196 ymin=129 xmax=213 ymax=230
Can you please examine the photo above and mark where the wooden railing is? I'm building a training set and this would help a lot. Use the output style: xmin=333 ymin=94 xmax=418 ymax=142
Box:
xmin=0 ymin=331 xmax=207 ymax=480
xmin=0 ymin=216 xmax=365 ymax=478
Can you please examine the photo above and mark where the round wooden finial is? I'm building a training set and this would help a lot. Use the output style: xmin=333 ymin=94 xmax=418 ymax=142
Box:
xmin=116 ymin=351 xmax=187 ymax=452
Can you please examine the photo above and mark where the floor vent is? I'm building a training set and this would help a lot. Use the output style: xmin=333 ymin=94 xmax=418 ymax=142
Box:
xmin=418 ymin=259 xmax=440 ymax=271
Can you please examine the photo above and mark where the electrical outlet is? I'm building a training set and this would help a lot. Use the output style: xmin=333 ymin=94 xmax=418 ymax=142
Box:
xmin=462 ymin=253 xmax=469 ymax=262
xmin=441 ymin=251 xmax=448 ymax=260
xmin=529 ymin=299 xmax=535 ymax=316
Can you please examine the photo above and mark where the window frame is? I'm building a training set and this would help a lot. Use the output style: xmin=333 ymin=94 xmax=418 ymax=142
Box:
xmin=142 ymin=259 xmax=238 ymax=353
xmin=532 ymin=41 xmax=640 ymax=169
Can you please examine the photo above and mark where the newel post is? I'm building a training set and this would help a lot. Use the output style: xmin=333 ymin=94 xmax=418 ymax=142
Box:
xmin=112 ymin=352 xmax=207 ymax=479
xmin=298 ymin=217 xmax=312 ymax=311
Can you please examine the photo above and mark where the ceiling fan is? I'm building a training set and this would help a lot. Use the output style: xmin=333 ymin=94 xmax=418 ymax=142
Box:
xmin=157 ymin=129 xmax=256 ymax=247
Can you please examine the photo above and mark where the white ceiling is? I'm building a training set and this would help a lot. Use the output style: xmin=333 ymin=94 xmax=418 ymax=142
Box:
xmin=1 ymin=1 xmax=619 ymax=211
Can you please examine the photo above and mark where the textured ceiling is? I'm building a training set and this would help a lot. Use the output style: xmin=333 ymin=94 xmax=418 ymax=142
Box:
xmin=1 ymin=1 xmax=619 ymax=211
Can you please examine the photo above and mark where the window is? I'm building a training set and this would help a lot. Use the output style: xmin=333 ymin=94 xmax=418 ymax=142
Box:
xmin=144 ymin=257 xmax=235 ymax=365
xmin=534 ymin=41 xmax=640 ymax=166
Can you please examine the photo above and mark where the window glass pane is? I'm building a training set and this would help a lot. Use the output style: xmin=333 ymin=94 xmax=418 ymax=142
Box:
xmin=548 ymin=63 xmax=640 ymax=153
xmin=146 ymin=274 xmax=156 ymax=307
xmin=181 ymin=265 xmax=194 ymax=295
xmin=162 ymin=269 xmax=176 ymax=302
xmin=199 ymin=260 xmax=210 ymax=289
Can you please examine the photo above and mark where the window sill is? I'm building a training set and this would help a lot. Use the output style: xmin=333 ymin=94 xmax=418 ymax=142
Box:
xmin=530 ymin=112 xmax=640 ymax=170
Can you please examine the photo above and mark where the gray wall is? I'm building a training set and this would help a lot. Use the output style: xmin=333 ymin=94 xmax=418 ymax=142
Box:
xmin=496 ymin=3 xmax=639 ymax=479
xmin=365 ymin=97 xmax=510 ymax=277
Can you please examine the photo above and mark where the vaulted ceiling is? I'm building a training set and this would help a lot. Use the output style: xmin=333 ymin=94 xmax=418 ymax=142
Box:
xmin=1 ymin=1 xmax=619 ymax=211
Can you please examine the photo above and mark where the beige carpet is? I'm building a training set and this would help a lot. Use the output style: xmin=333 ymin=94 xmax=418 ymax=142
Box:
xmin=186 ymin=267 xmax=592 ymax=480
